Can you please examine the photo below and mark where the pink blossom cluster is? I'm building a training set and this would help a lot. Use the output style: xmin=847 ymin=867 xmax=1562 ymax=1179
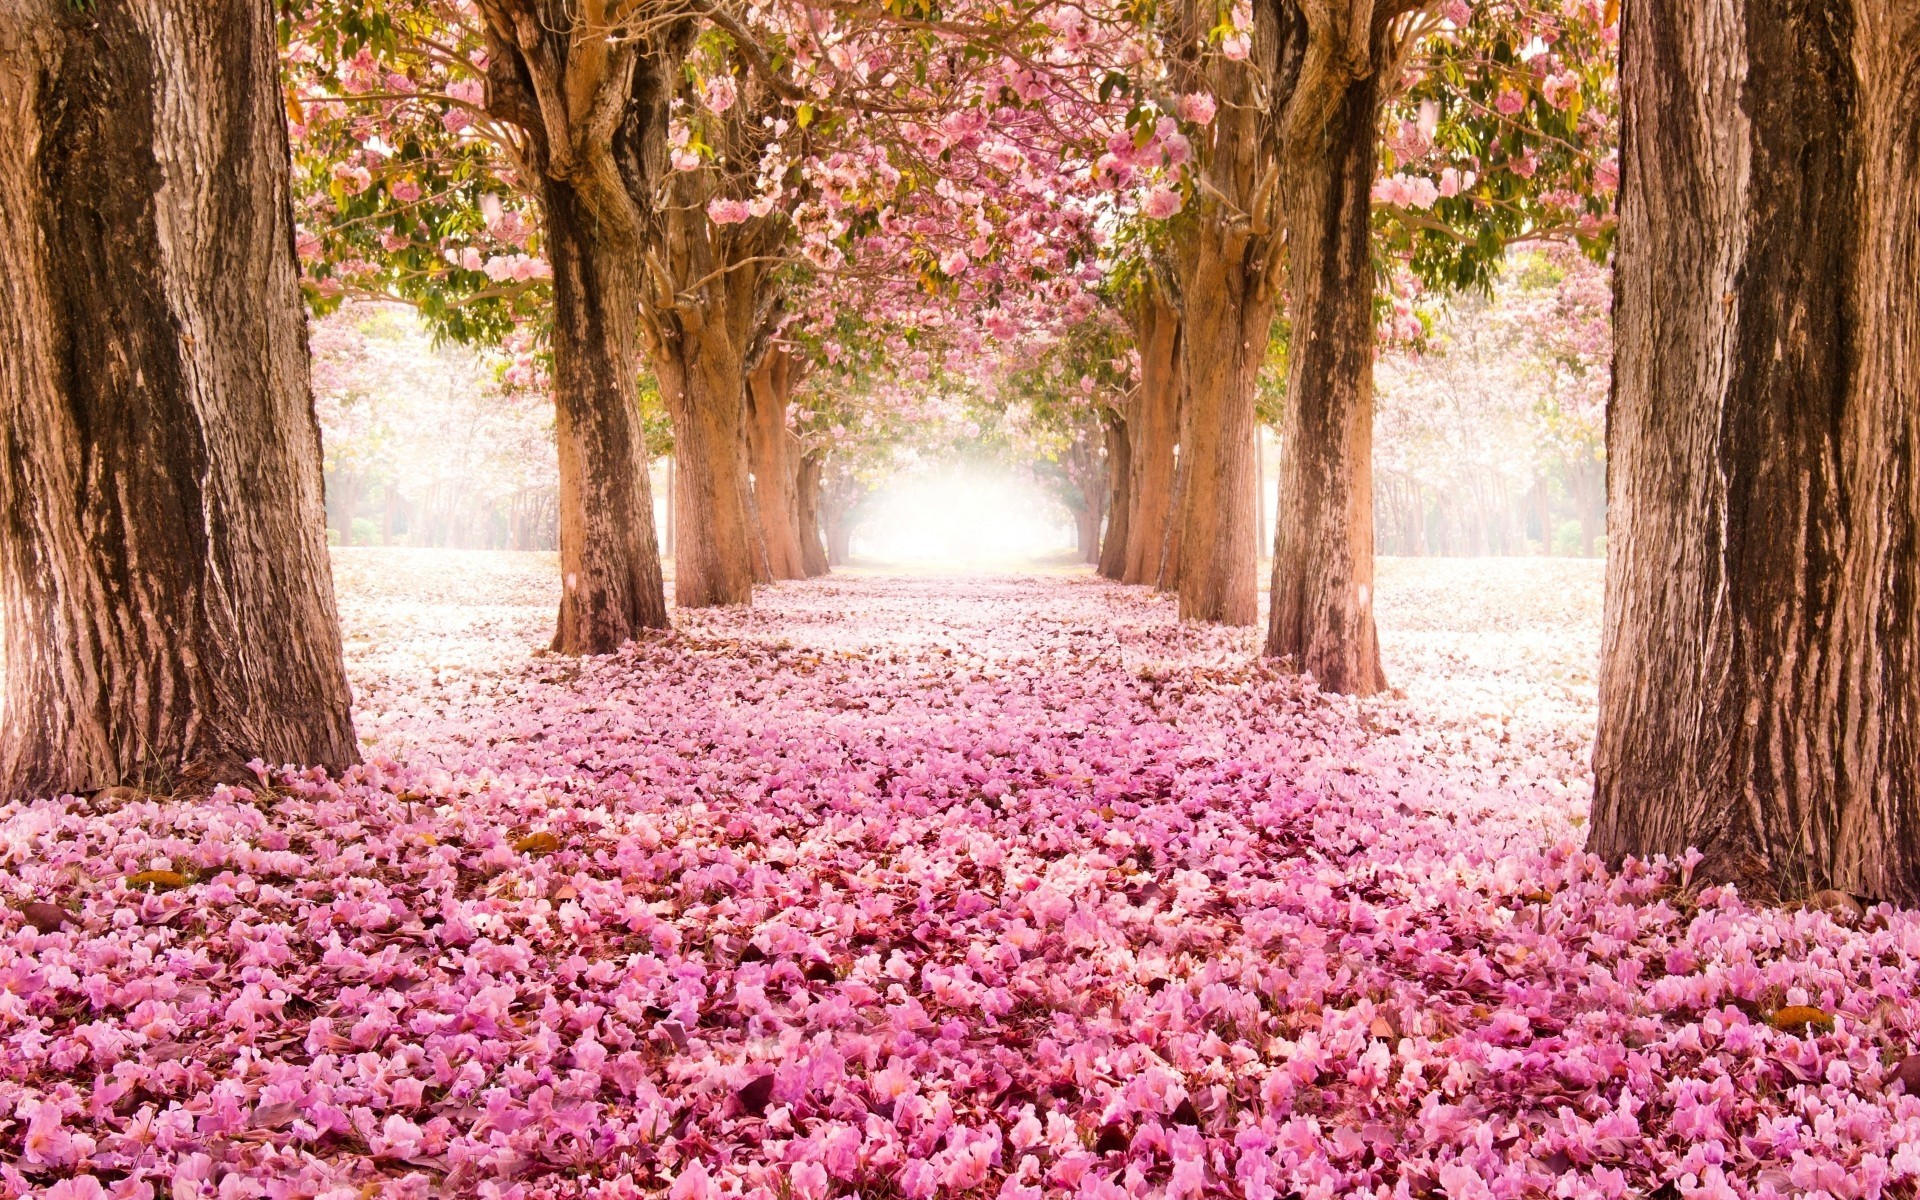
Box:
xmin=3 ymin=556 xmax=1917 ymax=1199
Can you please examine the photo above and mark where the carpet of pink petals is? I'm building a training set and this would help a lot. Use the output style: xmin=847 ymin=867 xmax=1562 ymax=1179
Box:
xmin=6 ymin=550 xmax=1919 ymax=1200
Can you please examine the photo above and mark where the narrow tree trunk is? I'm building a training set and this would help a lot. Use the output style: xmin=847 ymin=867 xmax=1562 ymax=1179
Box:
xmin=825 ymin=506 xmax=855 ymax=567
xmin=1264 ymin=41 xmax=1388 ymax=697
xmin=1157 ymin=440 xmax=1186 ymax=593
xmin=542 ymin=177 xmax=669 ymax=652
xmin=1171 ymin=225 xmax=1266 ymax=624
xmin=1125 ymin=290 xmax=1183 ymax=586
xmin=1097 ymin=408 xmax=1132 ymax=578
xmin=663 ymin=455 xmax=676 ymax=559
xmin=1593 ymin=0 xmax=1920 ymax=903
xmin=0 ymin=1 xmax=356 ymax=798
xmin=656 ymin=325 xmax=756 ymax=607
xmin=1531 ymin=476 xmax=1553 ymax=555
xmin=326 ymin=470 xmax=362 ymax=545
xmin=746 ymin=349 xmax=808 ymax=579
xmin=1073 ymin=504 xmax=1102 ymax=565
xmin=795 ymin=451 xmax=829 ymax=577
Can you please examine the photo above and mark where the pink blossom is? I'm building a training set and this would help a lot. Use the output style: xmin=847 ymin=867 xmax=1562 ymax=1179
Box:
xmin=707 ymin=197 xmax=752 ymax=224
xmin=702 ymin=74 xmax=739 ymax=113
xmin=1179 ymin=92 xmax=1217 ymax=125
xmin=1141 ymin=184 xmax=1183 ymax=219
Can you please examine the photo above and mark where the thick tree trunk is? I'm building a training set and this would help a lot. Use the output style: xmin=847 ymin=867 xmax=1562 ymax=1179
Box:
xmin=1097 ymin=408 xmax=1132 ymax=579
xmin=1171 ymin=224 xmax=1266 ymax=624
xmin=656 ymin=325 xmax=756 ymax=608
xmin=1593 ymin=0 xmax=1920 ymax=903
xmin=542 ymin=178 xmax=669 ymax=652
xmin=746 ymin=349 xmax=808 ymax=580
xmin=1124 ymin=290 xmax=1183 ymax=586
xmin=0 ymin=2 xmax=357 ymax=799
xmin=1263 ymin=34 xmax=1388 ymax=696
xmin=795 ymin=451 xmax=829 ymax=577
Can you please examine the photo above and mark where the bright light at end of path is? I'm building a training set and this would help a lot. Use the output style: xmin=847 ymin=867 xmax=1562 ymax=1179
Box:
xmin=853 ymin=468 xmax=1076 ymax=567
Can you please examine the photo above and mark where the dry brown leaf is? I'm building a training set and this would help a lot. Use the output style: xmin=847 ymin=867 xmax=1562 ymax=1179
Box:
xmin=127 ymin=870 xmax=189 ymax=891
xmin=1766 ymin=1005 xmax=1834 ymax=1035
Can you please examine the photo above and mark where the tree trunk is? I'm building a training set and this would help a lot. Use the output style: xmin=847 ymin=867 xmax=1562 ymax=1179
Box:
xmin=1072 ymin=503 xmax=1102 ymax=565
xmin=1263 ymin=35 xmax=1388 ymax=697
xmin=542 ymin=176 xmax=669 ymax=652
xmin=1592 ymin=0 xmax=1920 ymax=903
xmin=825 ymin=508 xmax=855 ymax=567
xmin=746 ymin=349 xmax=808 ymax=580
xmin=1157 ymin=441 xmax=1186 ymax=593
xmin=1171 ymin=224 xmax=1266 ymax=625
xmin=326 ymin=470 xmax=362 ymax=545
xmin=1531 ymin=475 xmax=1553 ymax=555
xmin=656 ymin=325 xmax=756 ymax=608
xmin=795 ymin=450 xmax=829 ymax=577
xmin=1124 ymin=289 xmax=1183 ymax=586
xmin=1097 ymin=408 xmax=1132 ymax=579
xmin=0 ymin=1 xmax=357 ymax=799
xmin=663 ymin=455 xmax=676 ymax=559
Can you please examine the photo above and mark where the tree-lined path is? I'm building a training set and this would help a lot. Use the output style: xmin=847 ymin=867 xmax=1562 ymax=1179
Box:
xmin=4 ymin=0 xmax=1919 ymax=1193
xmin=13 ymin=552 xmax=1919 ymax=1196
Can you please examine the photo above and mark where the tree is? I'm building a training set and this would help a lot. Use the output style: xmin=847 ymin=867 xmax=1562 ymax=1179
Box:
xmin=1591 ymin=0 xmax=1920 ymax=903
xmin=286 ymin=5 xmax=667 ymax=648
xmin=745 ymin=339 xmax=811 ymax=581
xmin=0 ymin=0 xmax=357 ymax=798
xmin=1118 ymin=0 xmax=1614 ymax=687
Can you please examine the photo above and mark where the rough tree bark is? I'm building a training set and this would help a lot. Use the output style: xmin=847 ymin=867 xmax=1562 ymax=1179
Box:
xmin=1264 ymin=20 xmax=1391 ymax=696
xmin=477 ymin=1 xmax=793 ymax=612
xmin=1124 ymin=284 xmax=1184 ymax=586
xmin=543 ymin=178 xmax=669 ymax=650
xmin=1097 ymin=406 xmax=1132 ymax=579
xmin=1592 ymin=0 xmax=1920 ymax=903
xmin=1172 ymin=232 xmax=1267 ymax=623
xmin=0 ymin=2 xmax=357 ymax=798
xmin=746 ymin=347 xmax=809 ymax=580
xmin=476 ymin=4 xmax=673 ymax=647
xmin=795 ymin=450 xmax=830 ymax=577
xmin=655 ymin=322 xmax=758 ymax=607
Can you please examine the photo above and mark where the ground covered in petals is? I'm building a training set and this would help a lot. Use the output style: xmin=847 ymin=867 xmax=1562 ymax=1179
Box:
xmin=6 ymin=552 xmax=1919 ymax=1200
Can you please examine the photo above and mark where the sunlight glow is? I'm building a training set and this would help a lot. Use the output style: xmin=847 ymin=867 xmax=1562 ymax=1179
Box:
xmin=850 ymin=466 xmax=1078 ymax=566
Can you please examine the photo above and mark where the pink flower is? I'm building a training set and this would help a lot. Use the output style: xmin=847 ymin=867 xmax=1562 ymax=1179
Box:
xmin=792 ymin=1161 xmax=830 ymax=1200
xmin=671 ymin=1160 xmax=719 ymax=1200
xmin=1373 ymin=173 xmax=1440 ymax=209
xmin=389 ymin=178 xmax=421 ymax=204
xmin=331 ymin=163 xmax=372 ymax=194
xmin=707 ymin=198 xmax=752 ymax=225
xmin=1495 ymin=89 xmax=1527 ymax=116
xmin=702 ymin=75 xmax=738 ymax=113
xmin=23 ymin=1101 xmax=91 ymax=1168
xmin=1179 ymin=93 xmax=1217 ymax=125
xmin=1142 ymin=185 xmax=1184 ymax=220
